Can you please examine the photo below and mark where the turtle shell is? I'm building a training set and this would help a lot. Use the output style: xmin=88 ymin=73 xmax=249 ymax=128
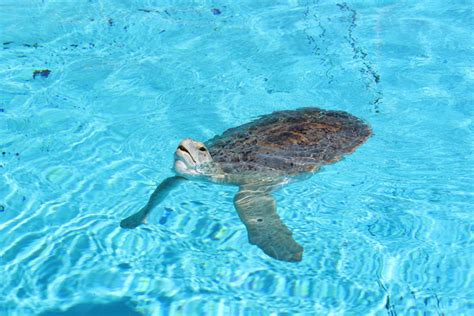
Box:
xmin=206 ymin=108 xmax=372 ymax=175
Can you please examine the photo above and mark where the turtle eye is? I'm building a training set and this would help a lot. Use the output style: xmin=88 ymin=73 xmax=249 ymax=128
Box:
xmin=178 ymin=145 xmax=186 ymax=151
xmin=199 ymin=147 xmax=207 ymax=152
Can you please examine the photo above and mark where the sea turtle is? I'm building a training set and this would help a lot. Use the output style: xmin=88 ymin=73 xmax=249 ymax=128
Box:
xmin=121 ymin=107 xmax=372 ymax=262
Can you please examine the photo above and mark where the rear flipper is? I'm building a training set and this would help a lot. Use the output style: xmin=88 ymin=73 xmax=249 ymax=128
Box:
xmin=120 ymin=176 xmax=186 ymax=229
xmin=234 ymin=186 xmax=303 ymax=262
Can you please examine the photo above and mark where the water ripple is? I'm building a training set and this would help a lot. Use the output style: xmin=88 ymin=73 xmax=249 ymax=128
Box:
xmin=1 ymin=1 xmax=473 ymax=315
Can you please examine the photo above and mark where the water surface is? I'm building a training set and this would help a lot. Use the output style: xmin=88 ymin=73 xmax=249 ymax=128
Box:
xmin=0 ymin=0 xmax=473 ymax=315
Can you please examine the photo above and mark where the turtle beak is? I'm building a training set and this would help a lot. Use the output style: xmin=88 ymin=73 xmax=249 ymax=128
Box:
xmin=175 ymin=139 xmax=201 ymax=169
xmin=177 ymin=145 xmax=196 ymax=164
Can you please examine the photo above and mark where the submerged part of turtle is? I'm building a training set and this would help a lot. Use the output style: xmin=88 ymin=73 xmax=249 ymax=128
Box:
xmin=120 ymin=108 xmax=372 ymax=262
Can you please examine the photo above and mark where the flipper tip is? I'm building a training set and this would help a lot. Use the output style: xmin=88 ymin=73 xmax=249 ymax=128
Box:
xmin=120 ymin=213 xmax=144 ymax=229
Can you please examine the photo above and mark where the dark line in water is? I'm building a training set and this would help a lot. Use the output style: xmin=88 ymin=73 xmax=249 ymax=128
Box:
xmin=337 ymin=2 xmax=383 ymax=113
xmin=303 ymin=0 xmax=335 ymax=84
xmin=302 ymin=1 xmax=383 ymax=112
xmin=377 ymin=280 xmax=397 ymax=316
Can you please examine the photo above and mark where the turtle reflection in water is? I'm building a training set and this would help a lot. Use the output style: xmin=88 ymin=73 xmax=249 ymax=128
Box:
xmin=121 ymin=108 xmax=372 ymax=262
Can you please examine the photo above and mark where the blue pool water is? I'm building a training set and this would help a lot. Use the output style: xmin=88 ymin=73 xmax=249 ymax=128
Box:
xmin=1 ymin=0 xmax=473 ymax=315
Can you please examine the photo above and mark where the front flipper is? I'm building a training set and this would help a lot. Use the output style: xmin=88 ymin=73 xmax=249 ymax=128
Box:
xmin=234 ymin=186 xmax=303 ymax=262
xmin=120 ymin=176 xmax=186 ymax=229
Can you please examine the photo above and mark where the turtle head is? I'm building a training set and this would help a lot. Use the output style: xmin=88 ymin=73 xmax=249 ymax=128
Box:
xmin=174 ymin=138 xmax=214 ymax=178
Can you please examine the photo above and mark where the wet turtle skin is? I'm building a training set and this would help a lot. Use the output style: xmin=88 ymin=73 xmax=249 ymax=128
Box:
xmin=205 ymin=108 xmax=372 ymax=175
